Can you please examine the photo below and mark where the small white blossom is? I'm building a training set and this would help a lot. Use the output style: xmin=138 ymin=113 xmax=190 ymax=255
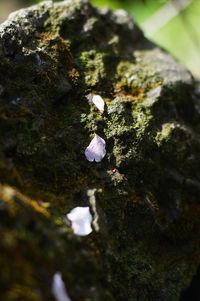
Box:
xmin=52 ymin=272 xmax=71 ymax=301
xmin=85 ymin=134 xmax=106 ymax=163
xmin=92 ymin=94 xmax=105 ymax=112
xmin=67 ymin=206 xmax=93 ymax=236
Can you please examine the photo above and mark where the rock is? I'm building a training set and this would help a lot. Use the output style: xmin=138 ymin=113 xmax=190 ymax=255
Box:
xmin=0 ymin=1 xmax=200 ymax=300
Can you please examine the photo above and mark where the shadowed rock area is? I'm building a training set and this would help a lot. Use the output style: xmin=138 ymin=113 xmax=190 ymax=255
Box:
xmin=0 ymin=0 xmax=200 ymax=300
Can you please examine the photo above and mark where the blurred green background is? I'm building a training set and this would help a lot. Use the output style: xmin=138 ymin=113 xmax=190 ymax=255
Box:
xmin=0 ymin=0 xmax=199 ymax=79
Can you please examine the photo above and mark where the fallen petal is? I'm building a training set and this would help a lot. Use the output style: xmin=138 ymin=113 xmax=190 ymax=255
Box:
xmin=85 ymin=134 xmax=106 ymax=163
xmin=67 ymin=206 xmax=93 ymax=236
xmin=85 ymin=146 xmax=95 ymax=162
xmin=52 ymin=272 xmax=71 ymax=301
xmin=92 ymin=94 xmax=104 ymax=112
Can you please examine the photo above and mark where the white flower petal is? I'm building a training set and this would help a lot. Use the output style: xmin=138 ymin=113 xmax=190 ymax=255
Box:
xmin=85 ymin=134 xmax=106 ymax=163
xmin=92 ymin=95 xmax=104 ymax=112
xmin=67 ymin=206 xmax=93 ymax=236
xmin=52 ymin=272 xmax=71 ymax=301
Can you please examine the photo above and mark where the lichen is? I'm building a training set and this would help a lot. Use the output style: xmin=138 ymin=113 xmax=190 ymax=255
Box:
xmin=0 ymin=1 xmax=200 ymax=301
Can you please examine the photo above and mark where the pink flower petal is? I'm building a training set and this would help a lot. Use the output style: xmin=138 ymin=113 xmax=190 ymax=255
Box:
xmin=85 ymin=134 xmax=106 ymax=163
xmin=52 ymin=272 xmax=71 ymax=301
xmin=92 ymin=95 xmax=104 ymax=112
xmin=67 ymin=206 xmax=93 ymax=236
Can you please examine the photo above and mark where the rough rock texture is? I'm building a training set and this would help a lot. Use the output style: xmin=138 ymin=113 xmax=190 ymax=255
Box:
xmin=0 ymin=1 xmax=200 ymax=300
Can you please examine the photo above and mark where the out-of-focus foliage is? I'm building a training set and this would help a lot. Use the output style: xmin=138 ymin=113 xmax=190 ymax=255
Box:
xmin=0 ymin=1 xmax=35 ymax=26
xmin=0 ymin=0 xmax=199 ymax=78
xmin=92 ymin=0 xmax=200 ymax=79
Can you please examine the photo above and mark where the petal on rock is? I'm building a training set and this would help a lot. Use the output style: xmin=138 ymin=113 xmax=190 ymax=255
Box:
xmin=67 ymin=206 xmax=93 ymax=236
xmin=92 ymin=95 xmax=105 ymax=112
xmin=84 ymin=147 xmax=95 ymax=162
xmin=85 ymin=134 xmax=106 ymax=163
xmin=52 ymin=272 xmax=71 ymax=301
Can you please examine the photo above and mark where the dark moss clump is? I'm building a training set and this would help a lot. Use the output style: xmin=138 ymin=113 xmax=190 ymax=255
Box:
xmin=0 ymin=1 xmax=200 ymax=300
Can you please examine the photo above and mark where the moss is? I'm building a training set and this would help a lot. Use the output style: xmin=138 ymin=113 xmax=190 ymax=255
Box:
xmin=0 ymin=1 xmax=200 ymax=301
xmin=79 ymin=50 xmax=106 ymax=87
xmin=115 ymin=59 xmax=163 ymax=98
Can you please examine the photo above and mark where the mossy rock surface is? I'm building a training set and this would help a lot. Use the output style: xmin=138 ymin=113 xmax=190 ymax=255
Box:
xmin=0 ymin=1 xmax=200 ymax=300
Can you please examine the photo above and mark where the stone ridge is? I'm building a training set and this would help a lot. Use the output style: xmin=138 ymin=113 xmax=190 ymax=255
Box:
xmin=0 ymin=1 xmax=200 ymax=301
